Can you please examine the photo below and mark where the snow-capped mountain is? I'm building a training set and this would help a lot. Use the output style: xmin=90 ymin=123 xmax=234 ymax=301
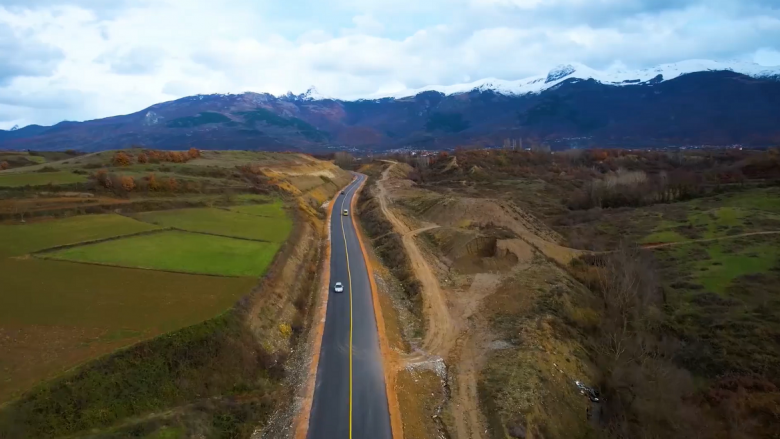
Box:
xmin=374 ymin=59 xmax=780 ymax=99
xmin=3 ymin=59 xmax=780 ymax=152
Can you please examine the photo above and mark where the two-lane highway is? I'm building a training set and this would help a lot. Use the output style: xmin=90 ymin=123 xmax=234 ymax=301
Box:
xmin=307 ymin=174 xmax=393 ymax=439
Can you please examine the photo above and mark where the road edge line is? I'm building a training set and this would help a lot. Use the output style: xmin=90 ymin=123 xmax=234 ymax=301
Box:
xmin=293 ymin=184 xmax=340 ymax=439
xmin=350 ymin=174 xmax=405 ymax=439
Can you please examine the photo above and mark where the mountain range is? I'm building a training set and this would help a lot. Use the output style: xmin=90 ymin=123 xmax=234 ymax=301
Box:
xmin=2 ymin=60 xmax=780 ymax=152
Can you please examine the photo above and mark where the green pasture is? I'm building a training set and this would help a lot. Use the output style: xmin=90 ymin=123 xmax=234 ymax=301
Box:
xmin=0 ymin=171 xmax=88 ymax=187
xmin=134 ymin=207 xmax=290 ymax=242
xmin=228 ymin=199 xmax=287 ymax=218
xmin=0 ymin=214 xmax=160 ymax=257
xmin=45 ymin=230 xmax=280 ymax=277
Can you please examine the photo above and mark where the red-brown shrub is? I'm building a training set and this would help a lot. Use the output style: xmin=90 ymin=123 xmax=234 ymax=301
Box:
xmin=112 ymin=152 xmax=132 ymax=167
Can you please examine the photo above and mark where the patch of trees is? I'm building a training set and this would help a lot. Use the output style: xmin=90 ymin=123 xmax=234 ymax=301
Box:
xmin=93 ymin=170 xmax=199 ymax=195
xmin=402 ymin=147 xmax=780 ymax=210
xmin=333 ymin=152 xmax=355 ymax=169
xmin=112 ymin=148 xmax=201 ymax=167
xmin=569 ymin=243 xmax=780 ymax=438
xmin=567 ymin=169 xmax=708 ymax=210
xmin=568 ymin=247 xmax=713 ymax=438
xmin=426 ymin=112 xmax=470 ymax=133
xmin=166 ymin=111 xmax=231 ymax=128
xmin=237 ymin=108 xmax=328 ymax=142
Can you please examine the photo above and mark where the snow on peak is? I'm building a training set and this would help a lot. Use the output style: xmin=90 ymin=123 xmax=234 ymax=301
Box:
xmin=368 ymin=59 xmax=780 ymax=100
xmin=280 ymin=86 xmax=330 ymax=101
xmin=303 ymin=86 xmax=327 ymax=100
xmin=545 ymin=64 xmax=577 ymax=83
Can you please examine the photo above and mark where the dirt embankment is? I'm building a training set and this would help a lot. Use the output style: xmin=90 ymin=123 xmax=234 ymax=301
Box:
xmin=373 ymin=162 xmax=595 ymax=439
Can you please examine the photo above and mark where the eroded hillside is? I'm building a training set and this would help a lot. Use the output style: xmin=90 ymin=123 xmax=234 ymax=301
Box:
xmin=368 ymin=148 xmax=780 ymax=439
xmin=356 ymin=161 xmax=596 ymax=439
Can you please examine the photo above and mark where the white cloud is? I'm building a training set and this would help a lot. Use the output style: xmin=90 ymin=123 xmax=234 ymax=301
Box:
xmin=754 ymin=48 xmax=780 ymax=65
xmin=0 ymin=0 xmax=778 ymax=129
xmin=347 ymin=14 xmax=384 ymax=35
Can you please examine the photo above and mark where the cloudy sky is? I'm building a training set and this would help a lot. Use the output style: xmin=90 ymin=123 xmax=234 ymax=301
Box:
xmin=1 ymin=0 xmax=779 ymax=129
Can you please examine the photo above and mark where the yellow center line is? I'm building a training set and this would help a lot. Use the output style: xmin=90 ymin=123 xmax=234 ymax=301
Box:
xmin=338 ymin=178 xmax=356 ymax=439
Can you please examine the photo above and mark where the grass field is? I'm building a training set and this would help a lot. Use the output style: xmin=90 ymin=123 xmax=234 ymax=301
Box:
xmin=0 ymin=214 xmax=160 ymax=257
xmin=45 ymin=230 xmax=280 ymax=277
xmin=0 ymin=257 xmax=255 ymax=403
xmin=228 ymin=199 xmax=287 ymax=218
xmin=639 ymin=188 xmax=780 ymax=244
xmin=0 ymin=170 xmax=88 ymax=187
xmin=654 ymin=234 xmax=780 ymax=382
xmin=658 ymin=236 xmax=780 ymax=295
xmin=134 ymin=206 xmax=291 ymax=242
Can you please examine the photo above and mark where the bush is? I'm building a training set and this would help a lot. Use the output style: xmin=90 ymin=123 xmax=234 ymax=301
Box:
xmin=112 ymin=152 xmax=132 ymax=167
xmin=120 ymin=176 xmax=135 ymax=192
xmin=94 ymin=169 xmax=111 ymax=188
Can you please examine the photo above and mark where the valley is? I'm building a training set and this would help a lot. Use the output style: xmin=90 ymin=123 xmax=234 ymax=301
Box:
xmin=2 ymin=1 xmax=779 ymax=437
xmin=2 ymin=143 xmax=779 ymax=439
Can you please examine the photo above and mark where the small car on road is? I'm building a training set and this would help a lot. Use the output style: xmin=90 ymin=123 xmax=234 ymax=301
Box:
xmin=333 ymin=282 xmax=344 ymax=293
xmin=342 ymin=209 xmax=349 ymax=216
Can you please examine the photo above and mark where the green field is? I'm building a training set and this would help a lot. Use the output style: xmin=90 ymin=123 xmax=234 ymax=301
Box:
xmin=654 ymin=234 xmax=780 ymax=385
xmin=660 ymin=237 xmax=780 ymax=294
xmin=46 ymin=230 xmax=280 ymax=277
xmin=0 ymin=214 xmax=160 ymax=257
xmin=632 ymin=188 xmax=780 ymax=244
xmin=228 ymin=199 xmax=287 ymax=218
xmin=0 ymin=257 xmax=255 ymax=403
xmin=134 ymin=207 xmax=291 ymax=242
xmin=0 ymin=171 xmax=88 ymax=187
xmin=642 ymin=229 xmax=687 ymax=244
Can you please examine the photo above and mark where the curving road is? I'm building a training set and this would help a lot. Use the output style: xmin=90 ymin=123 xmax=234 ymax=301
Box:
xmin=307 ymin=174 xmax=393 ymax=439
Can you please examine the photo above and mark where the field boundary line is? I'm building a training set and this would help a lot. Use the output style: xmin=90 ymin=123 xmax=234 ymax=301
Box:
xmin=29 ymin=228 xmax=171 ymax=255
xmin=351 ymin=173 xmax=404 ymax=439
xmin=166 ymin=227 xmax=276 ymax=243
xmin=32 ymin=256 xmax=246 ymax=278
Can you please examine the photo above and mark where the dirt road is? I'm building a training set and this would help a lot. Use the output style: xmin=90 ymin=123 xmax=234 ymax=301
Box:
xmin=377 ymin=165 xmax=459 ymax=358
xmin=377 ymin=163 xmax=489 ymax=439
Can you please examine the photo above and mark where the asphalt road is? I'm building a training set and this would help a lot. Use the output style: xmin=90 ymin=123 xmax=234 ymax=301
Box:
xmin=307 ymin=174 xmax=393 ymax=439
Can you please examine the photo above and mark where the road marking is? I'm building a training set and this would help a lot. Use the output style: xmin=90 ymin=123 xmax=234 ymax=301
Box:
xmin=338 ymin=177 xmax=357 ymax=439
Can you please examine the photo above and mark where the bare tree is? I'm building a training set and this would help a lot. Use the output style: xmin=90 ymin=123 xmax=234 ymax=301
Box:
xmin=334 ymin=151 xmax=355 ymax=168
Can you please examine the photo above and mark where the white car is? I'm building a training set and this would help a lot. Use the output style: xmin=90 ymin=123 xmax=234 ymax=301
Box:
xmin=342 ymin=209 xmax=349 ymax=216
xmin=333 ymin=282 xmax=344 ymax=293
